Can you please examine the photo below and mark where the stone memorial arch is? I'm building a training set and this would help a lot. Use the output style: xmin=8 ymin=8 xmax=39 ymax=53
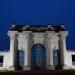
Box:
xmin=6 ymin=24 xmax=70 ymax=70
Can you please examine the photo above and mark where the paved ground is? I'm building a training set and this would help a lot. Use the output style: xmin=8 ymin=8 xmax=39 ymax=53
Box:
xmin=0 ymin=70 xmax=75 ymax=75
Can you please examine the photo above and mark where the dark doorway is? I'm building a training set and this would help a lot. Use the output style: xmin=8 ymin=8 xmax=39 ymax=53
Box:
xmin=72 ymin=55 xmax=75 ymax=66
xmin=0 ymin=56 xmax=3 ymax=67
xmin=16 ymin=50 xmax=24 ymax=70
xmin=31 ymin=44 xmax=46 ymax=70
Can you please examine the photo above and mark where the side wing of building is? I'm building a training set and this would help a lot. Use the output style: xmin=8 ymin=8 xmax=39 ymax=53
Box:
xmin=65 ymin=50 xmax=75 ymax=69
xmin=0 ymin=51 xmax=10 ymax=70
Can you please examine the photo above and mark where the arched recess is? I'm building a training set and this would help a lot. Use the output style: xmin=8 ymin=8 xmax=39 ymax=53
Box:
xmin=31 ymin=44 xmax=46 ymax=69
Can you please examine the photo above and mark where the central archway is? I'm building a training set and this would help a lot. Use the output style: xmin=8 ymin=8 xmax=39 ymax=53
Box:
xmin=31 ymin=44 xmax=46 ymax=70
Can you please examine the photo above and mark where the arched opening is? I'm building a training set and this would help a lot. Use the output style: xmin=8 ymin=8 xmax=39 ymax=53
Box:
xmin=16 ymin=50 xmax=24 ymax=70
xmin=31 ymin=44 xmax=46 ymax=70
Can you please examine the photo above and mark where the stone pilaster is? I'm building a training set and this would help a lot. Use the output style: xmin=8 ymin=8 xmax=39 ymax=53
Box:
xmin=46 ymin=31 xmax=55 ymax=70
xmin=59 ymin=31 xmax=69 ymax=69
xmin=7 ymin=31 xmax=18 ymax=71
xmin=23 ymin=36 xmax=30 ymax=71
xmin=48 ymin=39 xmax=55 ymax=70
xmin=22 ymin=31 xmax=31 ymax=71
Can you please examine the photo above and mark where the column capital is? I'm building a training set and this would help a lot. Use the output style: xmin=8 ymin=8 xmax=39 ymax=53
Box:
xmin=59 ymin=31 xmax=68 ymax=38
xmin=7 ymin=31 xmax=18 ymax=39
xmin=46 ymin=31 xmax=55 ymax=35
xmin=46 ymin=31 xmax=59 ymax=40
xmin=18 ymin=33 xmax=29 ymax=39
xmin=22 ymin=31 xmax=32 ymax=34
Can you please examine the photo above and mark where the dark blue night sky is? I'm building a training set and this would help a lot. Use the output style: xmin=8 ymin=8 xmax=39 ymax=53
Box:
xmin=0 ymin=0 xmax=75 ymax=50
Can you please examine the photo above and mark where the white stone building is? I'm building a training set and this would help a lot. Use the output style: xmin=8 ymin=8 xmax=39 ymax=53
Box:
xmin=0 ymin=24 xmax=75 ymax=71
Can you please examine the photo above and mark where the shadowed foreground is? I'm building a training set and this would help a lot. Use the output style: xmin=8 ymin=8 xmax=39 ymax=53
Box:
xmin=0 ymin=70 xmax=75 ymax=75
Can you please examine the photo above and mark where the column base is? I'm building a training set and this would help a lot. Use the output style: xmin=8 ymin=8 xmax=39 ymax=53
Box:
xmin=48 ymin=65 xmax=55 ymax=70
xmin=8 ymin=66 xmax=15 ymax=71
xmin=62 ymin=65 xmax=69 ymax=70
xmin=23 ymin=65 xmax=31 ymax=71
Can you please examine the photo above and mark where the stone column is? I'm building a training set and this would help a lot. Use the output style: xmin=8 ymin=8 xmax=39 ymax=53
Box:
xmin=22 ymin=31 xmax=31 ymax=70
xmin=49 ymin=39 xmax=55 ymax=70
xmin=47 ymin=31 xmax=55 ymax=70
xmin=7 ymin=31 xmax=18 ymax=71
xmin=59 ymin=31 xmax=69 ymax=69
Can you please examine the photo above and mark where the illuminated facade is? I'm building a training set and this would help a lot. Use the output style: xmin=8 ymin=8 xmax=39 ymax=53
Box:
xmin=0 ymin=24 xmax=75 ymax=71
